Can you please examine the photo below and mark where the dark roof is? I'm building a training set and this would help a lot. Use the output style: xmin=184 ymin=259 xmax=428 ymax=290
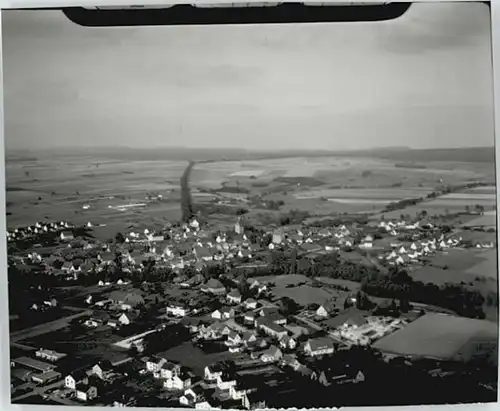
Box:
xmin=205 ymin=279 xmax=225 ymax=289
xmin=68 ymin=369 xmax=88 ymax=382
xmin=306 ymin=337 xmax=334 ymax=352
xmin=12 ymin=357 xmax=55 ymax=373
xmin=327 ymin=308 xmax=367 ymax=329
xmin=95 ymin=360 xmax=113 ymax=371
xmin=76 ymin=382 xmax=94 ymax=392
xmin=228 ymin=289 xmax=241 ymax=298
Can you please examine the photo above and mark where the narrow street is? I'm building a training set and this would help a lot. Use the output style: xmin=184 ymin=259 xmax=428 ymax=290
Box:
xmin=11 ymin=379 xmax=64 ymax=402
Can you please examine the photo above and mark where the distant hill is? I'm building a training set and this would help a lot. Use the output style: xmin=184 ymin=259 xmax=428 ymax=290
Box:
xmin=337 ymin=146 xmax=495 ymax=163
xmin=6 ymin=145 xmax=495 ymax=164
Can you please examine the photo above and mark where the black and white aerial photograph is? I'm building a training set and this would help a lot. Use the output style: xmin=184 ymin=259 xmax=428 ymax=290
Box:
xmin=2 ymin=2 xmax=498 ymax=408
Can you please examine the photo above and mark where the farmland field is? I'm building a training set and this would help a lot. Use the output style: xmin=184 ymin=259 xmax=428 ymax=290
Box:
xmin=410 ymin=249 xmax=497 ymax=284
xmin=463 ymin=211 xmax=497 ymax=228
xmin=6 ymin=152 xmax=495 ymax=229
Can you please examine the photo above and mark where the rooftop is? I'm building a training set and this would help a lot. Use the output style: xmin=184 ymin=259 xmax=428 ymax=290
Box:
xmin=12 ymin=357 xmax=56 ymax=373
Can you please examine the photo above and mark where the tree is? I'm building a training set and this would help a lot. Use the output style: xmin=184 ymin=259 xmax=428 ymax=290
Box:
xmin=399 ymin=297 xmax=411 ymax=313
xmin=280 ymin=297 xmax=300 ymax=316
xmin=290 ymin=248 xmax=297 ymax=274
xmin=115 ymin=232 xmax=126 ymax=244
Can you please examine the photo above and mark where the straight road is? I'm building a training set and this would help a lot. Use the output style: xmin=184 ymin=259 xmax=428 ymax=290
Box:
xmin=10 ymin=309 xmax=92 ymax=342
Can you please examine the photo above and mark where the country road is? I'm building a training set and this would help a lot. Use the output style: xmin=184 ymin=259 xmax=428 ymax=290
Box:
xmin=11 ymin=379 xmax=64 ymax=403
xmin=10 ymin=309 xmax=92 ymax=342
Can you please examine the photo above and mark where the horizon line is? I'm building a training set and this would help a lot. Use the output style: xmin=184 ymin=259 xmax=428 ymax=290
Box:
xmin=5 ymin=144 xmax=496 ymax=154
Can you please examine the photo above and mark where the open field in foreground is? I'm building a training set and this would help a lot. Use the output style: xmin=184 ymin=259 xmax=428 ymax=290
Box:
xmin=373 ymin=313 xmax=498 ymax=361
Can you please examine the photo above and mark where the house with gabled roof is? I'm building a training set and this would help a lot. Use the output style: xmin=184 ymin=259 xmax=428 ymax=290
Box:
xmin=260 ymin=345 xmax=283 ymax=363
xmin=279 ymin=334 xmax=297 ymax=350
xmin=242 ymin=331 xmax=257 ymax=346
xmin=76 ymin=382 xmax=98 ymax=402
xmin=60 ymin=231 xmax=74 ymax=241
xmin=164 ymin=372 xmax=192 ymax=391
xmin=201 ymin=279 xmax=226 ymax=295
xmin=225 ymin=331 xmax=242 ymax=346
xmin=316 ymin=300 xmax=337 ymax=318
xmin=328 ymin=308 xmax=367 ymax=330
xmin=90 ymin=360 xmax=113 ymax=380
xmin=243 ymin=298 xmax=258 ymax=310
xmin=211 ymin=307 xmax=235 ymax=320
xmin=304 ymin=337 xmax=335 ymax=357
xmin=65 ymin=370 xmax=88 ymax=389
xmin=194 ymin=246 xmax=213 ymax=262
xmin=227 ymin=289 xmax=242 ymax=305
xmin=109 ymin=289 xmax=145 ymax=310
xmin=243 ymin=311 xmax=255 ymax=324
xmin=255 ymin=317 xmax=288 ymax=339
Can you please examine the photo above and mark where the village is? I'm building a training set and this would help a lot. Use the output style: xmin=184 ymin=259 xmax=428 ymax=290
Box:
xmin=7 ymin=210 xmax=499 ymax=408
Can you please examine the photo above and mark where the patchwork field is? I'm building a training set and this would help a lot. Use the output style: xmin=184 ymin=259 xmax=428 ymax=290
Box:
xmin=6 ymin=152 xmax=495 ymax=230
xmin=410 ymin=248 xmax=497 ymax=284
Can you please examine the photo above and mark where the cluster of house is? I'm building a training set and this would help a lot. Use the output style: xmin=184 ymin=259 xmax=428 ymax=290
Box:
xmin=7 ymin=220 xmax=73 ymax=242
xmin=143 ymin=356 xmax=193 ymax=391
xmin=381 ymin=235 xmax=463 ymax=266
xmin=192 ymin=289 xmax=339 ymax=364
xmin=377 ymin=220 xmax=433 ymax=236
xmin=267 ymin=224 xmax=356 ymax=252
xmin=328 ymin=312 xmax=408 ymax=346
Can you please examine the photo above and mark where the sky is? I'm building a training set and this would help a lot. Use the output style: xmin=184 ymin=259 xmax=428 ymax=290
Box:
xmin=1 ymin=3 xmax=495 ymax=151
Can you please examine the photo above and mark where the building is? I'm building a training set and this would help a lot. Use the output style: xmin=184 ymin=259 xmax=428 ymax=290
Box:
xmin=260 ymin=346 xmax=283 ymax=363
xmin=272 ymin=228 xmax=285 ymax=244
xmin=166 ymin=304 xmax=188 ymax=317
xmin=235 ymin=218 xmax=244 ymax=235
xmin=304 ymin=337 xmax=335 ymax=357
xmin=244 ymin=298 xmax=258 ymax=310
xmin=31 ymin=370 xmax=62 ymax=385
xmin=65 ymin=370 xmax=89 ymax=389
xmin=316 ymin=301 xmax=336 ymax=318
xmin=180 ymin=384 xmax=206 ymax=406
xmin=244 ymin=312 xmax=255 ymax=324
xmin=90 ymin=361 xmax=113 ymax=380
xmin=227 ymin=289 xmax=242 ymax=304
xmin=164 ymin=373 xmax=192 ymax=390
xmin=255 ymin=318 xmax=288 ymax=339
xmin=201 ymin=279 xmax=227 ymax=295
xmin=327 ymin=308 xmax=367 ymax=329
xmin=226 ymin=331 xmax=242 ymax=346
xmin=194 ymin=246 xmax=214 ymax=262
xmin=76 ymin=383 xmax=98 ymax=402
xmin=159 ymin=362 xmax=181 ymax=380
xmin=60 ymin=231 xmax=74 ymax=241
xmin=279 ymin=335 xmax=297 ymax=350
xmin=212 ymin=307 xmax=235 ymax=320
xmin=146 ymin=354 xmax=172 ymax=374
xmin=109 ymin=290 xmax=145 ymax=310
xmin=35 ymin=349 xmax=67 ymax=362
xmin=118 ymin=312 xmax=138 ymax=325
xmin=11 ymin=357 xmax=56 ymax=374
